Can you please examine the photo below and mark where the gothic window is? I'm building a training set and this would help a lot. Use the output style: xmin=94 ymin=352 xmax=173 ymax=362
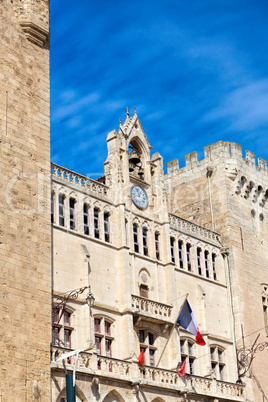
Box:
xmin=133 ymin=223 xmax=139 ymax=253
xmin=210 ymin=346 xmax=225 ymax=380
xmin=69 ymin=198 xmax=76 ymax=230
xmin=212 ymin=253 xmax=217 ymax=280
xmin=205 ymin=250 xmax=210 ymax=278
xmin=104 ymin=212 xmax=110 ymax=242
xmin=155 ymin=232 xmax=160 ymax=260
xmin=197 ymin=247 xmax=202 ymax=275
xmin=170 ymin=237 xmax=175 ymax=263
xmin=51 ymin=192 xmax=55 ymax=223
xmin=94 ymin=208 xmax=100 ymax=239
xmin=52 ymin=309 xmax=73 ymax=350
xmin=94 ymin=317 xmax=114 ymax=366
xmin=138 ymin=329 xmax=157 ymax=366
xmin=180 ymin=339 xmax=195 ymax=375
xmin=142 ymin=227 xmax=149 ymax=256
xmin=186 ymin=243 xmax=192 ymax=271
xmin=178 ymin=240 xmax=184 ymax=269
xmin=59 ymin=194 xmax=65 ymax=227
xmin=83 ymin=203 xmax=90 ymax=235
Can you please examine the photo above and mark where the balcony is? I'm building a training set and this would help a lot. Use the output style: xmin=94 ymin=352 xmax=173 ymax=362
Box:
xmin=51 ymin=346 xmax=244 ymax=401
xmin=131 ymin=294 xmax=173 ymax=325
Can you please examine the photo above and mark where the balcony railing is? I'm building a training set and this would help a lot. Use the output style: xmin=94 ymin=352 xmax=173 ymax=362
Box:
xmin=131 ymin=295 xmax=173 ymax=322
xmin=51 ymin=163 xmax=108 ymax=197
xmin=51 ymin=346 xmax=244 ymax=401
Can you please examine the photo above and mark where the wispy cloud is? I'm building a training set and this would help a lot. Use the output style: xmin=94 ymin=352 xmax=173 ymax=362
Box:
xmin=50 ymin=0 xmax=268 ymax=174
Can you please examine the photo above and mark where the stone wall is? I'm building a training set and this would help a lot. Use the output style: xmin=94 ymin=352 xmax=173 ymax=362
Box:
xmin=0 ymin=1 xmax=51 ymax=400
xmin=166 ymin=141 xmax=268 ymax=402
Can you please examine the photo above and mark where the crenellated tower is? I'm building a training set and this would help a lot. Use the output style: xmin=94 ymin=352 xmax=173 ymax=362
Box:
xmin=165 ymin=141 xmax=268 ymax=402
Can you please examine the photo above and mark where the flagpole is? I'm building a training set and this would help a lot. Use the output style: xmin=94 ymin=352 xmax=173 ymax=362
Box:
xmin=156 ymin=293 xmax=188 ymax=368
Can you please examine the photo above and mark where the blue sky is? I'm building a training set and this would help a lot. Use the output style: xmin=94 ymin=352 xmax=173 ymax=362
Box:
xmin=50 ymin=0 xmax=268 ymax=177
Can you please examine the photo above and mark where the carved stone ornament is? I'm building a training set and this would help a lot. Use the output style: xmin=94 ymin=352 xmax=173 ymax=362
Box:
xmin=19 ymin=18 xmax=49 ymax=47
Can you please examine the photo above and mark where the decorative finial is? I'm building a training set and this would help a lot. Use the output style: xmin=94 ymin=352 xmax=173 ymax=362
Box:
xmin=126 ymin=107 xmax=130 ymax=118
xmin=119 ymin=119 xmax=121 ymax=125
xmin=134 ymin=107 xmax=137 ymax=115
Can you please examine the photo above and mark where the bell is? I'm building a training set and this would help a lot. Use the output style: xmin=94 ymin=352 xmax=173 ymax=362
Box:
xmin=129 ymin=162 xmax=134 ymax=172
xmin=138 ymin=168 xmax=144 ymax=177
xmin=129 ymin=150 xmax=140 ymax=164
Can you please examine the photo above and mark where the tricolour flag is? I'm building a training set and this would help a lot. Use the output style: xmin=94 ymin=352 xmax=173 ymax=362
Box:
xmin=177 ymin=300 xmax=206 ymax=346
xmin=177 ymin=359 xmax=186 ymax=377
xmin=137 ymin=349 xmax=145 ymax=366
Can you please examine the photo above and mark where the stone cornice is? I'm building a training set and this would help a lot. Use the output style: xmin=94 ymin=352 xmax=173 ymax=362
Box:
xmin=19 ymin=18 xmax=49 ymax=47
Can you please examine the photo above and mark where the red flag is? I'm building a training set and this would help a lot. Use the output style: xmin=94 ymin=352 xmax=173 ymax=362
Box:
xmin=137 ymin=349 xmax=144 ymax=366
xmin=177 ymin=359 xmax=186 ymax=377
xmin=196 ymin=329 xmax=206 ymax=346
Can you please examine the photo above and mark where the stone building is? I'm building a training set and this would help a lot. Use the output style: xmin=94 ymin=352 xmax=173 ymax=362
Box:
xmin=50 ymin=110 xmax=266 ymax=402
xmin=1 ymin=1 xmax=267 ymax=401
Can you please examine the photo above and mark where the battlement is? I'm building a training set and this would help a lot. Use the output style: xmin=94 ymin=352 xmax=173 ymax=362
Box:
xmin=167 ymin=141 xmax=267 ymax=175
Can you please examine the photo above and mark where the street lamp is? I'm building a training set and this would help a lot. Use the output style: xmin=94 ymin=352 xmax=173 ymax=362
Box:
xmin=86 ymin=291 xmax=95 ymax=307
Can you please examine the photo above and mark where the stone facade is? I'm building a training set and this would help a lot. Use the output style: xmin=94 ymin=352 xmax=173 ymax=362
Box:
xmin=51 ymin=114 xmax=250 ymax=402
xmin=166 ymin=141 xmax=268 ymax=401
xmin=0 ymin=1 xmax=51 ymax=400
xmin=1 ymin=1 xmax=267 ymax=401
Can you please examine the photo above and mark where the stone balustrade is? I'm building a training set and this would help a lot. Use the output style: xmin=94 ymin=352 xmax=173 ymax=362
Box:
xmin=185 ymin=375 xmax=244 ymax=400
xmin=96 ymin=356 xmax=132 ymax=376
xmin=131 ymin=295 xmax=173 ymax=319
xmin=169 ymin=213 xmax=220 ymax=243
xmin=51 ymin=163 xmax=108 ymax=197
xmin=51 ymin=347 xmax=244 ymax=400
xmin=51 ymin=346 xmax=92 ymax=368
xmin=139 ymin=366 xmax=179 ymax=385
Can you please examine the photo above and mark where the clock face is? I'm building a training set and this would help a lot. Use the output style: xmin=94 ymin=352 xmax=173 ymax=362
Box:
xmin=131 ymin=186 xmax=148 ymax=209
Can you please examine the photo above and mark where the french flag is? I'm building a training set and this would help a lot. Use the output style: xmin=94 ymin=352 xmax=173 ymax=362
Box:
xmin=177 ymin=300 xmax=206 ymax=346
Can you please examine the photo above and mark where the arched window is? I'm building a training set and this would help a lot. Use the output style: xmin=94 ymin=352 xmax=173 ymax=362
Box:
xmin=83 ymin=203 xmax=90 ymax=235
xmin=210 ymin=346 xmax=225 ymax=380
xmin=59 ymin=194 xmax=65 ymax=227
xmin=138 ymin=329 xmax=157 ymax=366
xmin=69 ymin=198 xmax=76 ymax=230
xmin=180 ymin=338 xmax=195 ymax=375
xmin=94 ymin=208 xmax=100 ymax=239
xmin=197 ymin=247 xmax=202 ymax=275
xmin=133 ymin=223 xmax=139 ymax=253
xmin=142 ymin=227 xmax=148 ymax=256
xmin=155 ymin=232 xmax=160 ymax=260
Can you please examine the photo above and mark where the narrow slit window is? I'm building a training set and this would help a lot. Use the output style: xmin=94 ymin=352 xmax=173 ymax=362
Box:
xmin=83 ymin=203 xmax=90 ymax=235
xmin=205 ymin=250 xmax=210 ymax=278
xmin=170 ymin=237 xmax=175 ymax=263
xmin=212 ymin=253 xmax=217 ymax=280
xmin=125 ymin=219 xmax=128 ymax=245
xmin=133 ymin=223 xmax=139 ymax=253
xmin=155 ymin=232 xmax=160 ymax=260
xmin=51 ymin=192 xmax=55 ymax=224
xmin=186 ymin=243 xmax=192 ymax=271
xmin=178 ymin=240 xmax=184 ymax=268
xmin=59 ymin=194 xmax=65 ymax=227
xmin=197 ymin=248 xmax=202 ymax=275
xmin=142 ymin=227 xmax=148 ymax=256
xmin=94 ymin=208 xmax=100 ymax=239
xmin=104 ymin=212 xmax=110 ymax=242
xmin=69 ymin=198 xmax=76 ymax=230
